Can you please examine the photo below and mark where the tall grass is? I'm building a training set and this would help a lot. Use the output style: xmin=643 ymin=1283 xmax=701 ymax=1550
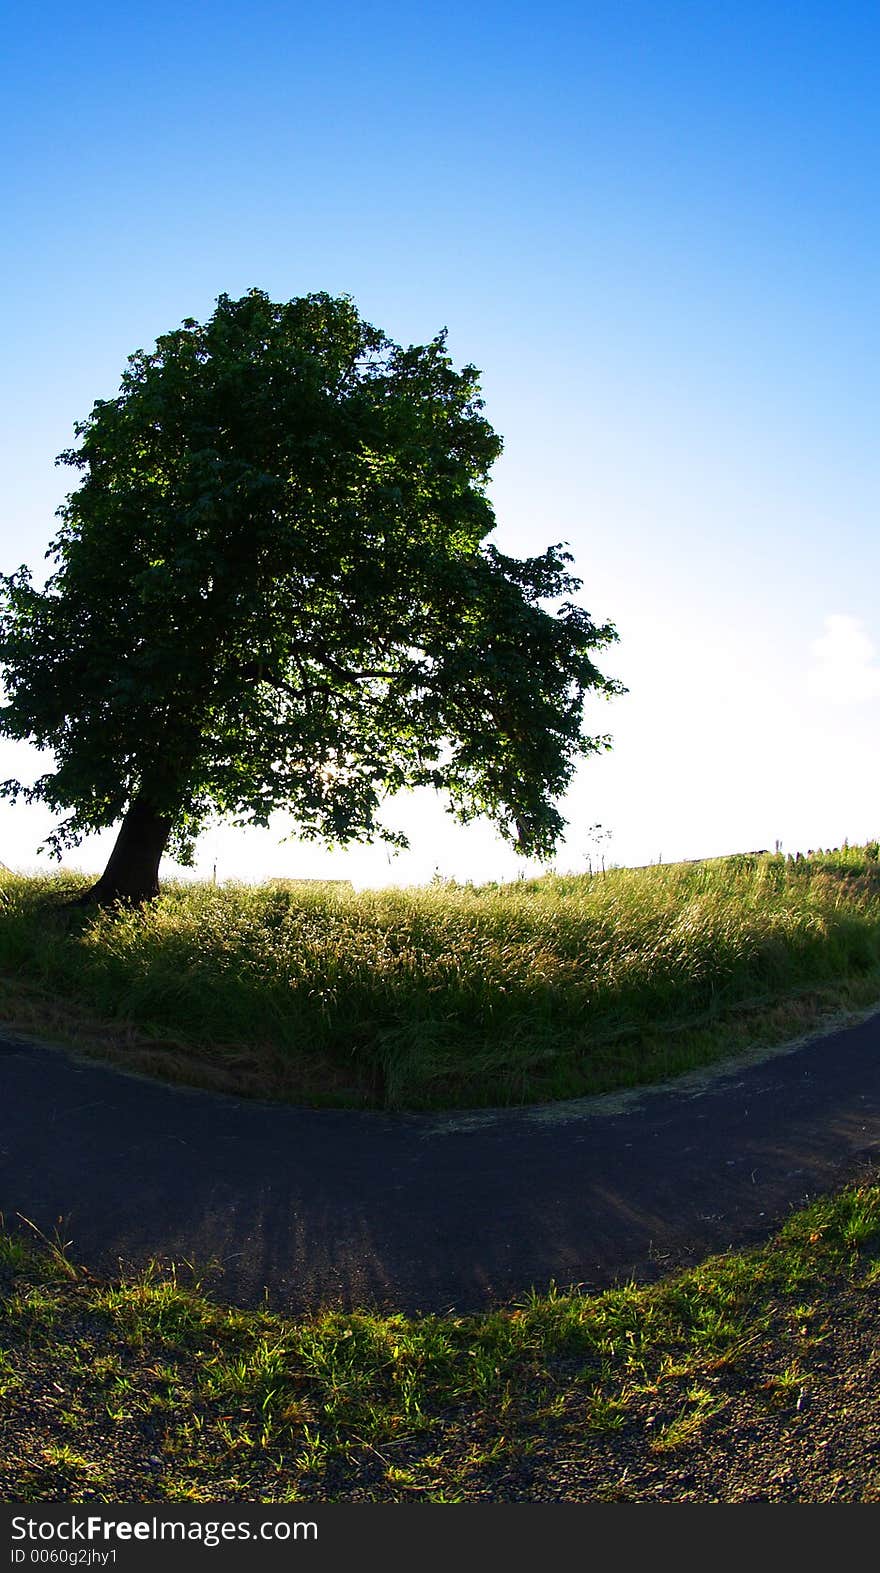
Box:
xmin=1 ymin=845 xmax=880 ymax=1109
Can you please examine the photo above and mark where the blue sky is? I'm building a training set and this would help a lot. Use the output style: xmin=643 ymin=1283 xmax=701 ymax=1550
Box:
xmin=2 ymin=1 xmax=879 ymax=885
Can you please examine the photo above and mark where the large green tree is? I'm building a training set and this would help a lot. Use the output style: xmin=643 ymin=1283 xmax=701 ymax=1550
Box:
xmin=0 ymin=289 xmax=624 ymax=903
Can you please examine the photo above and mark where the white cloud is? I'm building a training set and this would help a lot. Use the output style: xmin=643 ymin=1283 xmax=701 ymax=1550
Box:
xmin=808 ymin=614 xmax=880 ymax=705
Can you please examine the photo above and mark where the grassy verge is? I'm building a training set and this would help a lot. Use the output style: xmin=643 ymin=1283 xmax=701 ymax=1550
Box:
xmin=1 ymin=845 xmax=880 ymax=1109
xmin=2 ymin=1178 xmax=879 ymax=1502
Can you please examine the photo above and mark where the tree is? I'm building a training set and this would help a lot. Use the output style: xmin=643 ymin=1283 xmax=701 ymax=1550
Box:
xmin=0 ymin=289 xmax=625 ymax=904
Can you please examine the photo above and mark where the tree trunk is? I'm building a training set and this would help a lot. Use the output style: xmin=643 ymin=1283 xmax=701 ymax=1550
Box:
xmin=76 ymin=798 xmax=173 ymax=906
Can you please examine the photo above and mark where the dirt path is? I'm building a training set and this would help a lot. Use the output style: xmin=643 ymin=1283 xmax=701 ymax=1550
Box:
xmin=1 ymin=1010 xmax=879 ymax=1315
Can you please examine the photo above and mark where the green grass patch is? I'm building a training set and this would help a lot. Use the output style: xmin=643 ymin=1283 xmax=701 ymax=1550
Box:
xmin=2 ymin=1180 xmax=880 ymax=1501
xmin=1 ymin=844 xmax=880 ymax=1108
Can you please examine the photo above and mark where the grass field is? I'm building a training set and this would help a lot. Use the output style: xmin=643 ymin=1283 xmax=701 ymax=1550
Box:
xmin=2 ymin=847 xmax=880 ymax=1503
xmin=2 ymin=1177 xmax=878 ymax=1502
xmin=1 ymin=844 xmax=880 ymax=1108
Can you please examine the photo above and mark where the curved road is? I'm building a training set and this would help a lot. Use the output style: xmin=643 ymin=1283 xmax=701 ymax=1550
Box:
xmin=1 ymin=1012 xmax=879 ymax=1315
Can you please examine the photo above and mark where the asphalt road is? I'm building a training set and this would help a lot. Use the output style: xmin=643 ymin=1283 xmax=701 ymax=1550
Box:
xmin=1 ymin=1012 xmax=879 ymax=1315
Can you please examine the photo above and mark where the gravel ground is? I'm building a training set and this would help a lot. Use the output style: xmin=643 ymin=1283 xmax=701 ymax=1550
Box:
xmin=499 ymin=1285 xmax=880 ymax=1502
xmin=1 ymin=1243 xmax=878 ymax=1503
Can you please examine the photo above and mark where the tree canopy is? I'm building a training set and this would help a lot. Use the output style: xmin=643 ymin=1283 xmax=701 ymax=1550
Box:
xmin=0 ymin=289 xmax=625 ymax=901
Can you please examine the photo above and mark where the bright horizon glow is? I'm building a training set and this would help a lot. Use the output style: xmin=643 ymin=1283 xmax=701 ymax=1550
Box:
xmin=3 ymin=1 xmax=879 ymax=890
